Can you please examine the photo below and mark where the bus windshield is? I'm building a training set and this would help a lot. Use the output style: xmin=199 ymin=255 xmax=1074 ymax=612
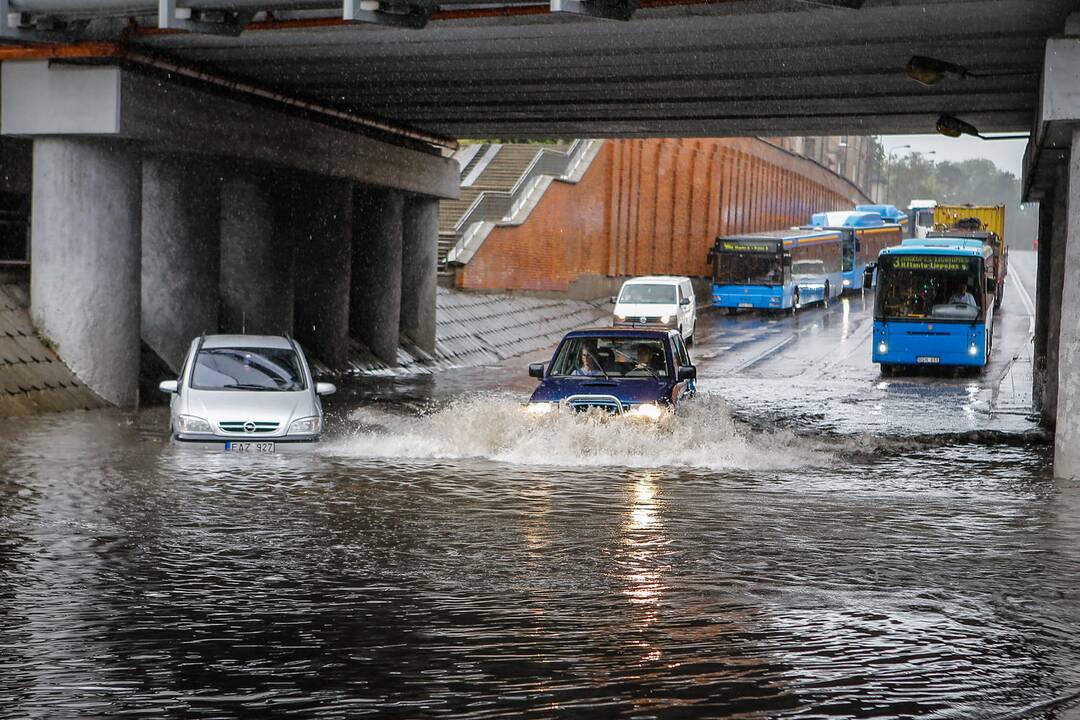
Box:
xmin=714 ymin=253 xmax=783 ymax=285
xmin=876 ymin=255 xmax=983 ymax=322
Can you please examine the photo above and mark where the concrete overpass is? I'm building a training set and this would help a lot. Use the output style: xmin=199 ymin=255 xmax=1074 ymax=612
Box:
xmin=2 ymin=0 xmax=1080 ymax=476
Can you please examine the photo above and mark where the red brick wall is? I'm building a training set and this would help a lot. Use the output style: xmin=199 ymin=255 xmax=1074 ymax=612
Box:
xmin=458 ymin=138 xmax=870 ymax=292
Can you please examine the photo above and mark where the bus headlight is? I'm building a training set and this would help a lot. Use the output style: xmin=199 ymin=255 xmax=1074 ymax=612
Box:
xmin=969 ymin=344 xmax=979 ymax=356
xmin=878 ymin=342 xmax=888 ymax=354
xmin=843 ymin=279 xmax=851 ymax=287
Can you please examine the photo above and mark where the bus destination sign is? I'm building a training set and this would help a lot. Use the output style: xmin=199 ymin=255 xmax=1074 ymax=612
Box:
xmin=891 ymin=256 xmax=971 ymax=272
xmin=718 ymin=240 xmax=778 ymax=253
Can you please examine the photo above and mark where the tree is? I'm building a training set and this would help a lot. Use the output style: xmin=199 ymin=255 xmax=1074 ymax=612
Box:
xmin=885 ymin=154 xmax=1037 ymax=248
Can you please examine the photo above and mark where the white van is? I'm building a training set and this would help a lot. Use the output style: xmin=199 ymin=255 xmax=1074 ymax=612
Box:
xmin=612 ymin=276 xmax=697 ymax=343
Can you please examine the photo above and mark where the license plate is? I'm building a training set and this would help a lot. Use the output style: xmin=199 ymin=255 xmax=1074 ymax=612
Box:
xmin=738 ymin=302 xmax=753 ymax=308
xmin=916 ymin=356 xmax=940 ymax=364
xmin=225 ymin=441 xmax=275 ymax=453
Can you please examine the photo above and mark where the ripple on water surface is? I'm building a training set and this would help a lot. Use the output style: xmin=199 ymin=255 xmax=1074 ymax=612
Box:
xmin=1 ymin=406 xmax=1079 ymax=718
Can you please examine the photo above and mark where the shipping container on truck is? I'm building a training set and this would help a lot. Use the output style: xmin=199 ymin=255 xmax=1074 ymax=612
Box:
xmin=931 ymin=204 xmax=1008 ymax=309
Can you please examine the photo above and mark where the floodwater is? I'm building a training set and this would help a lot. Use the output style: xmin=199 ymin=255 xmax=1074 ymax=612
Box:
xmin=4 ymin=253 xmax=1080 ymax=719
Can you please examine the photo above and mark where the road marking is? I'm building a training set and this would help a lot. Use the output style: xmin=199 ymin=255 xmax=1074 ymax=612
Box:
xmin=1010 ymin=263 xmax=1036 ymax=334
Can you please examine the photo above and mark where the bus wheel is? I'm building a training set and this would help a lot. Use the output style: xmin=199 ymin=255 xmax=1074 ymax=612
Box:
xmin=725 ymin=307 xmax=738 ymax=316
xmin=823 ymin=282 xmax=831 ymax=307
xmin=880 ymin=364 xmax=893 ymax=377
xmin=791 ymin=289 xmax=800 ymax=313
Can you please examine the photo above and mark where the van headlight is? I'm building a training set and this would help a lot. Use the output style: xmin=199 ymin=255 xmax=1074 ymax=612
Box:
xmin=178 ymin=415 xmax=212 ymax=434
xmin=627 ymin=403 xmax=664 ymax=421
xmin=526 ymin=402 xmax=554 ymax=415
xmin=659 ymin=315 xmax=670 ymax=324
xmin=289 ymin=416 xmax=322 ymax=435
xmin=616 ymin=315 xmax=627 ymax=321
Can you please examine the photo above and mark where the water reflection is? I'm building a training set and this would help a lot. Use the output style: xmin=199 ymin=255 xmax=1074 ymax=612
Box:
xmin=0 ymin=406 xmax=1077 ymax=718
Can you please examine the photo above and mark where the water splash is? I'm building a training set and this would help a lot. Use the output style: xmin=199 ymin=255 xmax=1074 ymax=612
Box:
xmin=324 ymin=393 xmax=851 ymax=470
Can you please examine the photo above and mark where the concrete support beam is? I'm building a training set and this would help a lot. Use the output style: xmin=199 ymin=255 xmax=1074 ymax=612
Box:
xmin=141 ymin=155 xmax=221 ymax=372
xmin=220 ymin=173 xmax=294 ymax=336
xmin=1045 ymin=166 xmax=1070 ymax=430
xmin=1034 ymin=199 xmax=1053 ymax=414
xmin=30 ymin=138 xmax=141 ymax=407
xmin=400 ymin=196 xmax=438 ymax=353
xmin=1056 ymin=128 xmax=1080 ymax=479
xmin=351 ymin=187 xmax=403 ymax=364
xmin=292 ymin=178 xmax=353 ymax=368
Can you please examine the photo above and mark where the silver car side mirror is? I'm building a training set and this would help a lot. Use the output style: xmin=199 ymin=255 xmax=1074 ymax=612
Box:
xmin=158 ymin=380 xmax=178 ymax=394
xmin=316 ymin=382 xmax=337 ymax=396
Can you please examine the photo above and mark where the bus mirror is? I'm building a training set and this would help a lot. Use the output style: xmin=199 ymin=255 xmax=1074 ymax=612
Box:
xmin=863 ymin=263 xmax=877 ymax=290
xmin=986 ymin=278 xmax=996 ymax=294
xmin=856 ymin=239 xmax=862 ymax=252
xmin=782 ymin=255 xmax=792 ymax=267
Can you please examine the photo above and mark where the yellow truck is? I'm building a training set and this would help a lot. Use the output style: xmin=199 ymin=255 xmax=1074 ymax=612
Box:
xmin=932 ymin=204 xmax=1007 ymax=309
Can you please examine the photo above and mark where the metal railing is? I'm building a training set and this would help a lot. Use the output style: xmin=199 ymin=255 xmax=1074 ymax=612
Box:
xmin=446 ymin=140 xmax=600 ymax=267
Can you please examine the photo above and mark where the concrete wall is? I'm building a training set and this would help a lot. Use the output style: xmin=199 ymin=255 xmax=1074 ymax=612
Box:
xmin=457 ymin=138 xmax=868 ymax=293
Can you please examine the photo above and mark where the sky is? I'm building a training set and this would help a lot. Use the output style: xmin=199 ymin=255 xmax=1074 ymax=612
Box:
xmin=880 ymin=134 xmax=1028 ymax=179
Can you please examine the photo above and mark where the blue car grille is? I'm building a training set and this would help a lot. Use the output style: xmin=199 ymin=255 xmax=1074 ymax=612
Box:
xmin=218 ymin=421 xmax=279 ymax=433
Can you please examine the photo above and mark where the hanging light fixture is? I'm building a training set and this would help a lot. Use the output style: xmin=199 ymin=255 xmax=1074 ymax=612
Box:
xmin=934 ymin=114 xmax=1028 ymax=141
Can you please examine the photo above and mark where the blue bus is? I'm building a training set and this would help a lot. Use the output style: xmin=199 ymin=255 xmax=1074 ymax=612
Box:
xmin=867 ymin=237 xmax=995 ymax=372
xmin=806 ymin=211 xmax=904 ymax=293
xmin=708 ymin=229 xmax=844 ymax=312
xmin=855 ymin=203 xmax=909 ymax=234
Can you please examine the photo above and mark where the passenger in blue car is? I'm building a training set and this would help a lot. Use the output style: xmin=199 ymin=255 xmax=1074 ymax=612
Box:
xmin=571 ymin=347 xmax=605 ymax=376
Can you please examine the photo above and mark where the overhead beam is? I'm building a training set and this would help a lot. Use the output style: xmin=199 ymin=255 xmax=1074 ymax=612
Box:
xmin=550 ymin=0 xmax=638 ymax=21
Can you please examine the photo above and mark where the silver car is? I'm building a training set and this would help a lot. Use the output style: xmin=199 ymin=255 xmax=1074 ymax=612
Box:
xmin=158 ymin=335 xmax=336 ymax=452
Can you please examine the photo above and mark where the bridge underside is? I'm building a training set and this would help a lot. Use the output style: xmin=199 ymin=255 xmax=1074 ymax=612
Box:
xmin=2 ymin=0 xmax=1074 ymax=139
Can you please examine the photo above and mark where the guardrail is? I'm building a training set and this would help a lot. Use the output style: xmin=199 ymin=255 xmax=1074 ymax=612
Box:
xmin=446 ymin=139 xmax=601 ymax=267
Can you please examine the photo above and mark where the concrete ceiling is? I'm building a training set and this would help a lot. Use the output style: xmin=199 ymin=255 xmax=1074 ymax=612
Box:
xmin=75 ymin=0 xmax=1080 ymax=138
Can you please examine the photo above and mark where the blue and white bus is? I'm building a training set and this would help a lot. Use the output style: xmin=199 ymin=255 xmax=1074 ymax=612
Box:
xmin=855 ymin=204 xmax=908 ymax=234
xmin=708 ymin=229 xmax=844 ymax=312
xmin=806 ymin=211 xmax=904 ymax=293
xmin=868 ymin=237 xmax=995 ymax=372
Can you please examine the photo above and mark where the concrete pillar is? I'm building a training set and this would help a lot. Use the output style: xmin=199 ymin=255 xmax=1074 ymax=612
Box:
xmin=1056 ymin=128 xmax=1080 ymax=479
xmin=400 ymin=196 xmax=439 ymax=353
xmin=292 ymin=178 xmax=353 ymax=368
xmin=1044 ymin=166 xmax=1070 ymax=430
xmin=30 ymin=139 xmax=141 ymax=407
xmin=351 ymin=187 xmax=403 ymax=364
xmin=141 ymin=155 xmax=221 ymax=372
xmin=220 ymin=173 xmax=294 ymax=335
xmin=1034 ymin=199 xmax=1054 ymax=413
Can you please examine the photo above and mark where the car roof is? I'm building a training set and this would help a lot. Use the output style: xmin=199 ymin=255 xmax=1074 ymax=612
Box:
xmin=564 ymin=327 xmax=675 ymax=340
xmin=621 ymin=276 xmax=690 ymax=284
xmin=200 ymin=334 xmax=296 ymax=350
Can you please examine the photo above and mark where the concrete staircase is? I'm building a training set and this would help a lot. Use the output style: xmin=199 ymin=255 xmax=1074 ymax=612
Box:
xmin=439 ymin=143 xmax=573 ymax=271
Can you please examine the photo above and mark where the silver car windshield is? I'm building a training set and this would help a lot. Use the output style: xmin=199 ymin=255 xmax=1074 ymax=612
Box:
xmin=191 ymin=347 xmax=307 ymax=391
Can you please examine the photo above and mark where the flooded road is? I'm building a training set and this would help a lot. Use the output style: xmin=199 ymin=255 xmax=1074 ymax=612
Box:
xmin=5 ymin=252 xmax=1080 ymax=719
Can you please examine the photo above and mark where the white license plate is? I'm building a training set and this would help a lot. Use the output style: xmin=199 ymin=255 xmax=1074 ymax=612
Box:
xmin=225 ymin=441 xmax=275 ymax=453
xmin=916 ymin=356 xmax=940 ymax=364
xmin=738 ymin=302 xmax=753 ymax=308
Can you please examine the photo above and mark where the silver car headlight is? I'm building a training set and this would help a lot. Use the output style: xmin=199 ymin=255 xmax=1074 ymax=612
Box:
xmin=178 ymin=415 xmax=212 ymax=434
xmin=288 ymin=416 xmax=322 ymax=435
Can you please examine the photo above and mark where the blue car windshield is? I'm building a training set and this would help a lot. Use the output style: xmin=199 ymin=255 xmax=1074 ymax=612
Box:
xmin=549 ymin=337 xmax=669 ymax=378
xmin=191 ymin=347 xmax=307 ymax=391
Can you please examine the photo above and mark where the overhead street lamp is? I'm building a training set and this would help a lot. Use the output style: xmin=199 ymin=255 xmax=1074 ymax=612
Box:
xmin=905 ymin=55 xmax=1039 ymax=87
xmin=885 ymin=144 xmax=910 ymax=202
xmin=934 ymin=114 xmax=1028 ymax=141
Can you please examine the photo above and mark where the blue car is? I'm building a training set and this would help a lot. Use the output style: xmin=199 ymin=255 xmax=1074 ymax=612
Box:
xmin=526 ymin=328 xmax=696 ymax=419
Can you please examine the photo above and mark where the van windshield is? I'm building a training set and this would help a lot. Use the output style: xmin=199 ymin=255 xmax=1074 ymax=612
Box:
xmin=619 ymin=284 xmax=676 ymax=304
xmin=191 ymin=347 xmax=307 ymax=391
